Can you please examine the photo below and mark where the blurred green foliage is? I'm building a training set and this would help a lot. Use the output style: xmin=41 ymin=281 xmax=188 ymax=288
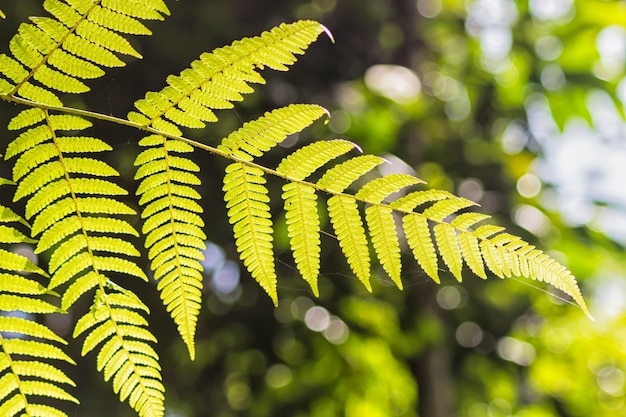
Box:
xmin=2 ymin=0 xmax=626 ymax=416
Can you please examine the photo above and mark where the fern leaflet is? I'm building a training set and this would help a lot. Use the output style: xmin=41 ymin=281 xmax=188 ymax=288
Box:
xmin=134 ymin=134 xmax=205 ymax=360
xmin=0 ymin=0 xmax=169 ymax=105
xmin=127 ymin=20 xmax=330 ymax=133
xmin=74 ymin=289 xmax=163 ymax=417
xmin=0 ymin=196 xmax=77 ymax=417
xmin=223 ymin=163 xmax=277 ymax=303
xmin=276 ymin=140 xmax=358 ymax=293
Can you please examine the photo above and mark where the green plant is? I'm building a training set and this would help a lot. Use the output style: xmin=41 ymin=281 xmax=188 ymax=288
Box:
xmin=0 ymin=1 xmax=591 ymax=417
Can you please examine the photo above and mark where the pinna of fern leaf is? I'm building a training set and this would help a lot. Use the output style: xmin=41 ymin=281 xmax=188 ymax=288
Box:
xmin=224 ymin=162 xmax=277 ymax=304
xmin=134 ymin=134 xmax=206 ymax=360
xmin=0 ymin=0 xmax=169 ymax=107
xmin=73 ymin=289 xmax=164 ymax=417
xmin=0 ymin=202 xmax=78 ymax=417
xmin=128 ymin=20 xmax=329 ymax=133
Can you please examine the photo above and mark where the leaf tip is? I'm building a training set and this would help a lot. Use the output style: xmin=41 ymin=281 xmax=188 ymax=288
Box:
xmin=308 ymin=281 xmax=320 ymax=298
xmin=580 ymin=303 xmax=594 ymax=321
xmin=320 ymin=23 xmax=335 ymax=43
xmin=187 ymin=344 xmax=196 ymax=361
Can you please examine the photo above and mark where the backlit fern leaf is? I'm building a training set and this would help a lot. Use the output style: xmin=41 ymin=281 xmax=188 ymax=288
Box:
xmin=458 ymin=231 xmax=487 ymax=279
xmin=129 ymin=21 xmax=327 ymax=357
xmin=327 ymin=194 xmax=372 ymax=290
xmin=74 ymin=289 xmax=163 ymax=417
xmin=134 ymin=134 xmax=205 ymax=360
xmin=6 ymin=109 xmax=144 ymax=295
xmin=0 ymin=0 xmax=169 ymax=105
xmin=223 ymin=163 xmax=277 ymax=304
xmin=316 ymin=155 xmax=384 ymax=193
xmin=218 ymin=104 xmax=328 ymax=161
xmin=433 ymin=222 xmax=463 ymax=282
xmin=0 ymin=197 xmax=78 ymax=417
xmin=403 ymin=213 xmax=440 ymax=283
xmin=5 ymin=109 xmax=163 ymax=415
xmin=0 ymin=9 xmax=594 ymax=417
xmin=127 ymin=20 xmax=329 ymax=133
xmin=281 ymin=182 xmax=321 ymax=295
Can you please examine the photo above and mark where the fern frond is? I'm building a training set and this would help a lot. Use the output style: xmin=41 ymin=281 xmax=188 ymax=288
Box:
xmin=316 ymin=155 xmax=384 ymax=193
xmin=282 ymin=182 xmax=321 ymax=295
xmin=219 ymin=104 xmax=327 ymax=161
xmin=5 ymin=108 xmax=162 ymax=414
xmin=433 ymin=223 xmax=463 ymax=282
xmin=74 ymin=289 xmax=163 ymax=417
xmin=134 ymin=134 xmax=205 ymax=360
xmin=0 ymin=0 xmax=169 ymax=105
xmin=127 ymin=20 xmax=329 ymax=132
xmin=0 ymin=203 xmax=77 ymax=417
xmin=276 ymin=139 xmax=358 ymax=180
xmin=128 ymin=21 xmax=327 ymax=338
xmin=223 ymin=162 xmax=277 ymax=304
xmin=327 ymin=195 xmax=372 ymax=290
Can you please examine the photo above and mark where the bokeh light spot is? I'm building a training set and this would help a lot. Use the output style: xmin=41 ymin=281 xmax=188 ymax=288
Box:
xmin=541 ymin=64 xmax=565 ymax=90
xmin=513 ymin=204 xmax=550 ymax=236
xmin=456 ymin=321 xmax=483 ymax=348
xmin=516 ymin=173 xmax=542 ymax=198
xmin=529 ymin=0 xmax=573 ymax=20
xmin=458 ymin=178 xmax=485 ymax=202
xmin=496 ymin=337 xmax=536 ymax=366
xmin=500 ymin=122 xmax=528 ymax=155
xmin=211 ymin=260 xmax=240 ymax=295
xmin=417 ymin=0 xmax=441 ymax=18
xmin=437 ymin=286 xmax=467 ymax=310
xmin=535 ymin=36 xmax=563 ymax=61
xmin=266 ymin=364 xmax=293 ymax=388
xmin=323 ymin=317 xmax=349 ymax=344
xmin=304 ymin=306 xmax=330 ymax=332
xmin=364 ymin=65 xmax=421 ymax=104
xmin=329 ymin=110 xmax=351 ymax=134
xmin=597 ymin=366 xmax=625 ymax=396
